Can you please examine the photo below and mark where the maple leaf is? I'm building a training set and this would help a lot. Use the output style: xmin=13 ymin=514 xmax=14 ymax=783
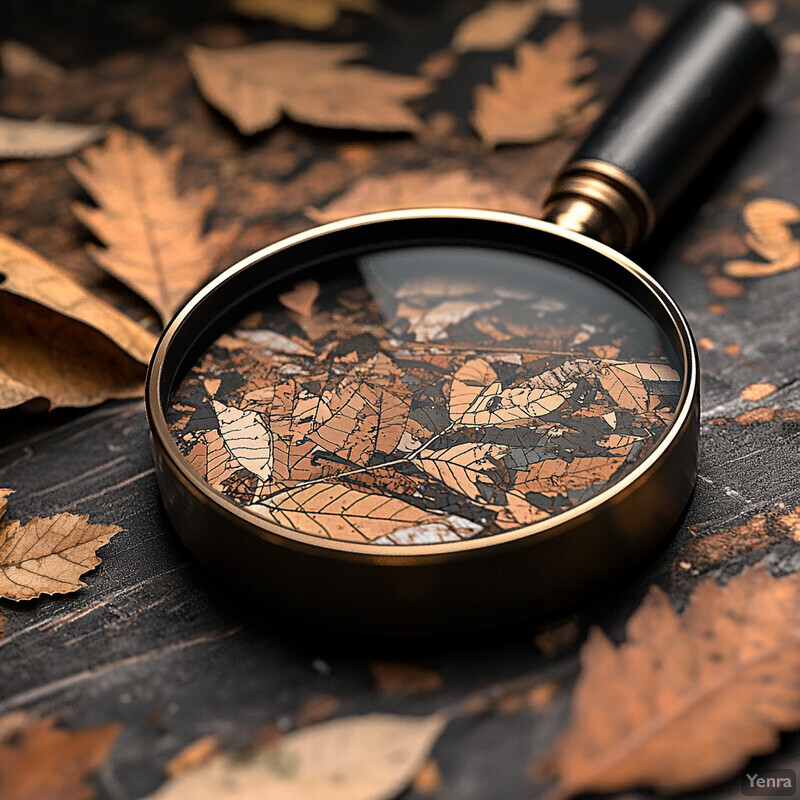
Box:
xmin=452 ymin=0 xmax=545 ymax=53
xmin=146 ymin=713 xmax=447 ymax=800
xmin=0 ymin=116 xmax=104 ymax=159
xmin=0 ymin=714 xmax=119 ymax=800
xmin=542 ymin=565 xmax=800 ymax=798
xmin=471 ymin=22 xmax=596 ymax=146
xmin=70 ymin=129 xmax=238 ymax=324
xmin=0 ymin=234 xmax=156 ymax=410
xmin=0 ymin=498 xmax=123 ymax=600
xmin=187 ymin=42 xmax=431 ymax=135
xmin=309 ymin=169 xmax=540 ymax=224
xmin=231 ymin=0 xmax=376 ymax=29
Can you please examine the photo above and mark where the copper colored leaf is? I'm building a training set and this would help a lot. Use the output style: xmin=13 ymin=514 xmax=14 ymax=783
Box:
xmin=0 ymin=489 xmax=13 ymax=519
xmin=543 ymin=565 xmax=800 ymax=799
xmin=0 ymin=234 xmax=156 ymax=410
xmin=0 ymin=715 xmax=119 ymax=800
xmin=725 ymin=198 xmax=800 ymax=278
xmin=146 ymin=713 xmax=447 ymax=800
xmin=514 ymin=454 xmax=627 ymax=497
xmin=598 ymin=364 xmax=649 ymax=411
xmin=471 ymin=22 xmax=596 ymax=146
xmin=187 ymin=42 xmax=431 ymax=135
xmin=0 ymin=41 xmax=65 ymax=80
xmin=166 ymin=736 xmax=222 ymax=778
xmin=452 ymin=0 xmax=544 ymax=53
xmin=0 ymin=511 xmax=123 ymax=601
xmin=213 ymin=400 xmax=274 ymax=482
xmin=309 ymin=169 xmax=540 ymax=223
xmin=0 ymin=116 xmax=104 ymax=159
xmin=250 ymin=483 xmax=450 ymax=542
xmin=70 ymin=129 xmax=237 ymax=323
xmin=414 ymin=442 xmax=506 ymax=502
xmin=278 ymin=279 xmax=320 ymax=317
xmin=232 ymin=0 xmax=376 ymax=29
xmin=369 ymin=661 xmax=444 ymax=694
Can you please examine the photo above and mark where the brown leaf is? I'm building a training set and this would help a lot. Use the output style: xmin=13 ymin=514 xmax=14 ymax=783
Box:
xmin=0 ymin=489 xmax=13 ymax=519
xmin=0 ymin=715 xmax=119 ymax=800
xmin=413 ymin=759 xmax=443 ymax=795
xmin=187 ymin=42 xmax=431 ymax=135
xmin=725 ymin=198 xmax=800 ymax=278
xmin=0 ymin=116 xmax=104 ymax=160
xmin=213 ymin=400 xmax=274 ymax=482
xmin=309 ymin=169 xmax=540 ymax=223
xmin=296 ymin=694 xmax=340 ymax=727
xmin=493 ymin=492 xmax=549 ymax=529
xmin=0 ymin=234 xmax=156 ymax=410
xmin=598 ymin=364 xmax=649 ymax=411
xmin=471 ymin=22 xmax=596 ymax=146
xmin=0 ymin=41 xmax=65 ymax=80
xmin=278 ymin=279 xmax=320 ymax=317
xmin=542 ymin=565 xmax=800 ymax=798
xmin=414 ymin=442 xmax=506 ymax=502
xmin=369 ymin=661 xmax=444 ymax=694
xmin=166 ymin=736 xmax=222 ymax=778
xmin=0 ymin=506 xmax=123 ymax=600
xmin=515 ymin=454 xmax=628 ymax=497
xmin=452 ymin=0 xmax=544 ymax=53
xmin=71 ymin=129 xmax=238 ymax=324
xmin=231 ymin=0 xmax=376 ymax=29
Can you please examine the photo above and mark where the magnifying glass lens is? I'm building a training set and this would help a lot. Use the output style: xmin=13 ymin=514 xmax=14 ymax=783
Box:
xmin=166 ymin=243 xmax=683 ymax=545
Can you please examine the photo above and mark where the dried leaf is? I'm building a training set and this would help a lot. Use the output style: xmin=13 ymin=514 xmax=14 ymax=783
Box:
xmin=0 ymin=41 xmax=65 ymax=80
xmin=232 ymin=0 xmax=376 ymax=29
xmin=0 ymin=715 xmax=119 ymax=800
xmin=725 ymin=199 xmax=800 ymax=278
xmin=0 ymin=502 xmax=123 ymax=600
xmin=514 ymin=455 xmax=627 ymax=497
xmin=369 ymin=662 xmax=444 ymax=694
xmin=71 ymin=129 xmax=237 ymax=324
xmin=0 ymin=115 xmax=105 ymax=160
xmin=146 ymin=713 xmax=447 ymax=800
xmin=543 ymin=565 xmax=800 ymax=798
xmin=213 ymin=401 xmax=274 ymax=482
xmin=452 ymin=0 xmax=544 ymax=53
xmin=471 ymin=22 xmax=595 ymax=146
xmin=278 ymin=280 xmax=320 ymax=317
xmin=310 ymin=169 xmax=540 ymax=223
xmin=414 ymin=442 xmax=506 ymax=502
xmin=188 ymin=42 xmax=431 ymax=135
xmin=598 ymin=364 xmax=649 ymax=411
xmin=0 ymin=234 xmax=156 ymax=410
xmin=396 ymin=299 xmax=500 ymax=342
xmin=0 ymin=489 xmax=13 ymax=519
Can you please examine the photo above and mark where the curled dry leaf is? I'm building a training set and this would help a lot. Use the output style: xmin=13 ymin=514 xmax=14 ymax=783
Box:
xmin=0 ymin=40 xmax=65 ymax=80
xmin=231 ymin=0 xmax=376 ymax=29
xmin=471 ymin=22 xmax=596 ymax=146
xmin=0 ymin=116 xmax=104 ymax=160
xmin=0 ymin=714 xmax=119 ymax=800
xmin=71 ymin=129 xmax=238 ymax=324
xmin=725 ymin=198 xmax=800 ymax=278
xmin=452 ymin=0 xmax=545 ymax=53
xmin=146 ymin=713 xmax=447 ymax=800
xmin=188 ymin=42 xmax=431 ymax=135
xmin=309 ymin=169 xmax=540 ymax=223
xmin=0 ymin=234 xmax=156 ymax=410
xmin=0 ymin=496 xmax=123 ymax=600
xmin=542 ymin=565 xmax=800 ymax=799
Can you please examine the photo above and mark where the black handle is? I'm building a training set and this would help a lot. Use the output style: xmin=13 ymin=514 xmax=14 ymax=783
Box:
xmin=544 ymin=0 xmax=779 ymax=252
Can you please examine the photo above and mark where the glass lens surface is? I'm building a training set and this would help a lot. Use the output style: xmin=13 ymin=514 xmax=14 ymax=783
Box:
xmin=167 ymin=244 xmax=683 ymax=545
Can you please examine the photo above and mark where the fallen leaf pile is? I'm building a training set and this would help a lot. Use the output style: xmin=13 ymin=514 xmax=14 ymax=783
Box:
xmin=188 ymin=42 xmax=431 ymax=135
xmin=472 ymin=22 xmax=597 ymax=146
xmin=0 ymin=489 xmax=123 ymax=600
xmin=0 ymin=233 xmax=155 ymax=409
xmin=71 ymin=129 xmax=238 ymax=324
xmin=0 ymin=712 xmax=119 ymax=800
xmin=169 ymin=268 xmax=681 ymax=543
xmin=542 ymin=565 xmax=800 ymax=798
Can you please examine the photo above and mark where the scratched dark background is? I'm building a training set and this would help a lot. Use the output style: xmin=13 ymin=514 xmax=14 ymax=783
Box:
xmin=1 ymin=0 xmax=800 ymax=798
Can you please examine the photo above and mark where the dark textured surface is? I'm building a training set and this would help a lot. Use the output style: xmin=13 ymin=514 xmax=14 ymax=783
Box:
xmin=1 ymin=0 xmax=800 ymax=798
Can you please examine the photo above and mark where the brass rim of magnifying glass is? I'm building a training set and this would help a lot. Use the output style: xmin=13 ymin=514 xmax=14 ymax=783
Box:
xmin=146 ymin=209 xmax=699 ymax=632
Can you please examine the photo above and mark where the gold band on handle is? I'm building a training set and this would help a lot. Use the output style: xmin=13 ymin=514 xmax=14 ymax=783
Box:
xmin=542 ymin=159 xmax=656 ymax=253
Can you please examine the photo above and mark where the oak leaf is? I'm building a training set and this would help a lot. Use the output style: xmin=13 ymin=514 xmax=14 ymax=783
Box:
xmin=146 ymin=713 xmax=447 ymax=800
xmin=71 ymin=129 xmax=238 ymax=324
xmin=542 ymin=565 xmax=800 ymax=798
xmin=725 ymin=198 xmax=800 ymax=278
xmin=249 ymin=483 xmax=449 ymax=542
xmin=0 ymin=116 xmax=104 ymax=159
xmin=0 ymin=715 xmax=119 ymax=800
xmin=309 ymin=169 xmax=540 ymax=223
xmin=0 ymin=234 xmax=156 ymax=410
xmin=452 ymin=0 xmax=544 ymax=53
xmin=0 ymin=41 xmax=65 ymax=80
xmin=471 ymin=22 xmax=596 ymax=146
xmin=0 ymin=503 xmax=123 ymax=600
xmin=231 ymin=0 xmax=376 ymax=29
xmin=187 ymin=42 xmax=431 ymax=135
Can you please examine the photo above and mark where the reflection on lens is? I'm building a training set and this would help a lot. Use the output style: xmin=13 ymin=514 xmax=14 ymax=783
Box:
xmin=167 ymin=245 xmax=683 ymax=545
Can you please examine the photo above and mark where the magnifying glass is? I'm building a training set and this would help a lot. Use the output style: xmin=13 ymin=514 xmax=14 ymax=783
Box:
xmin=146 ymin=1 xmax=778 ymax=635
